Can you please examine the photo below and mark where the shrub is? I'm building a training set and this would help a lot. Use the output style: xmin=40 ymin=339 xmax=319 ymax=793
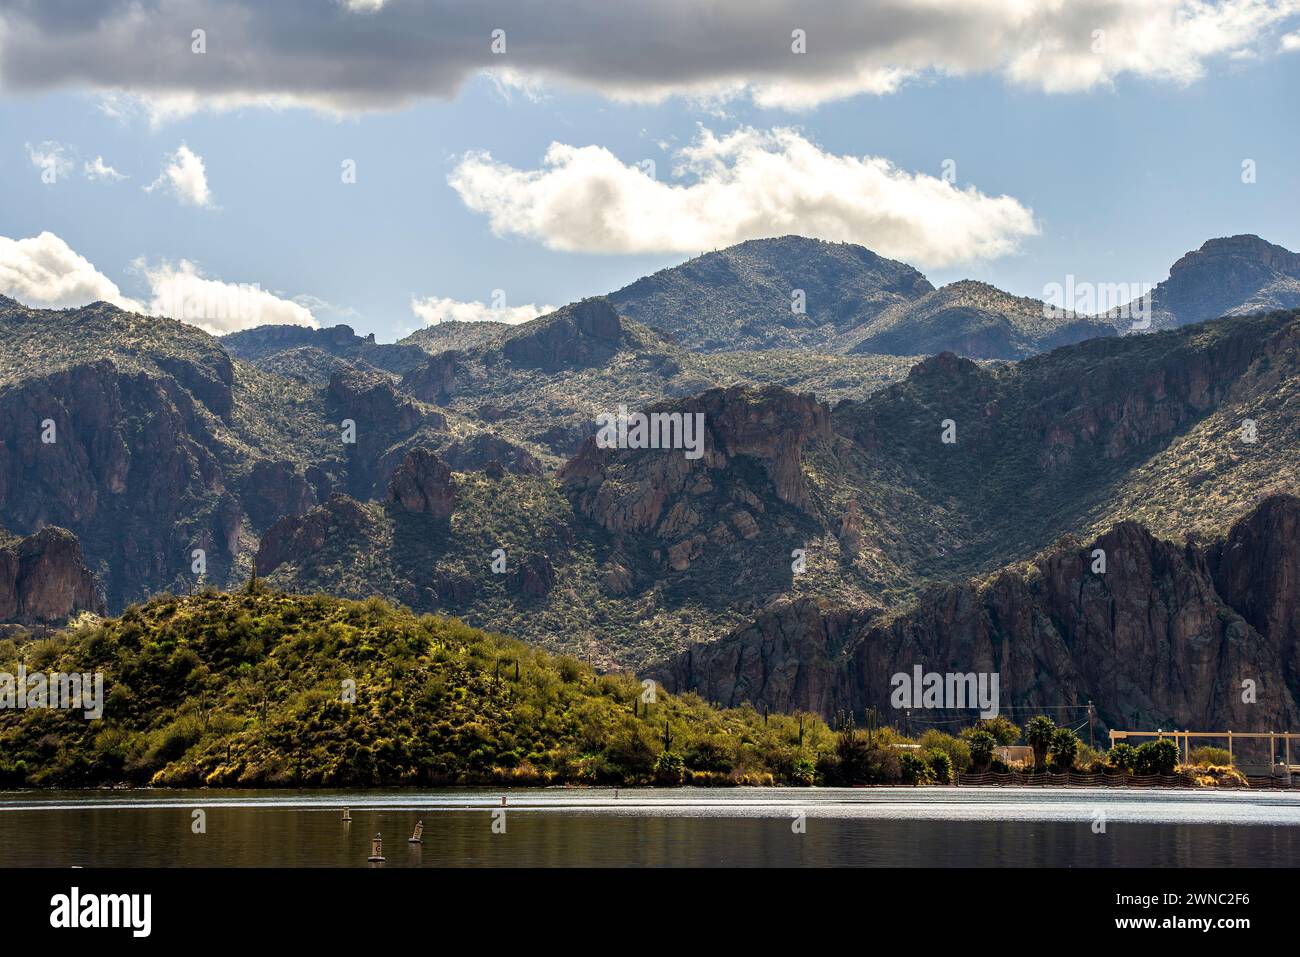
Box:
xmin=919 ymin=730 xmax=970 ymax=773
xmin=1107 ymin=742 xmax=1137 ymax=772
xmin=925 ymin=748 xmax=953 ymax=784
xmin=652 ymin=751 xmax=684 ymax=786
xmin=899 ymin=751 xmax=935 ymax=786
xmin=1190 ymin=746 xmax=1232 ymax=768
xmin=1133 ymin=739 xmax=1179 ymax=776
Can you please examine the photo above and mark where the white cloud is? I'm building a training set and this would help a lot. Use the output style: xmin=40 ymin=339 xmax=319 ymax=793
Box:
xmin=139 ymin=260 xmax=317 ymax=335
xmin=0 ymin=232 xmax=143 ymax=311
xmin=84 ymin=155 xmax=126 ymax=181
xmin=1 ymin=1 xmax=1295 ymax=116
xmin=145 ymin=144 xmax=213 ymax=207
xmin=449 ymin=127 xmax=1037 ymax=268
xmin=24 ymin=141 xmax=74 ymax=182
xmin=1282 ymin=28 xmax=1300 ymax=48
xmin=411 ymin=295 xmax=556 ymax=326
xmin=0 ymin=232 xmax=318 ymax=334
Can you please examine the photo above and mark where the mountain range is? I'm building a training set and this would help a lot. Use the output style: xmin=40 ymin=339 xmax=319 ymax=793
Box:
xmin=1 ymin=232 xmax=1298 ymax=733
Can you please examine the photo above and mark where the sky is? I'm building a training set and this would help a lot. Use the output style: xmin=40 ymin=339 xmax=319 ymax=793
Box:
xmin=1 ymin=0 xmax=1298 ymax=342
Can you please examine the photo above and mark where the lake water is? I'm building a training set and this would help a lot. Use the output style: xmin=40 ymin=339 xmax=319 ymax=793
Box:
xmin=3 ymin=787 xmax=1300 ymax=867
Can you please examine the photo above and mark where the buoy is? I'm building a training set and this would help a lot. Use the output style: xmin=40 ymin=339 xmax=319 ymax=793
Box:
xmin=368 ymin=833 xmax=386 ymax=862
xmin=342 ymin=807 xmax=352 ymax=823
xmin=408 ymin=820 xmax=424 ymax=844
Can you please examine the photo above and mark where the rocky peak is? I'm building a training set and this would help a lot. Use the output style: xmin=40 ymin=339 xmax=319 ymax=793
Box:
xmin=386 ymin=448 xmax=457 ymax=518
xmin=498 ymin=297 xmax=625 ymax=371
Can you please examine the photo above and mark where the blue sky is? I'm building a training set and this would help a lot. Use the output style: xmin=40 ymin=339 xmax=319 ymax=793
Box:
xmin=1 ymin=0 xmax=1298 ymax=342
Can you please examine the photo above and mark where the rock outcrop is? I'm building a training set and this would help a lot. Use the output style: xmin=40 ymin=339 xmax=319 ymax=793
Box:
xmin=254 ymin=494 xmax=375 ymax=576
xmin=561 ymin=384 xmax=831 ymax=537
xmin=0 ymin=526 xmax=105 ymax=624
xmin=386 ymin=449 xmax=457 ymax=518
xmin=494 ymin=297 xmax=626 ymax=372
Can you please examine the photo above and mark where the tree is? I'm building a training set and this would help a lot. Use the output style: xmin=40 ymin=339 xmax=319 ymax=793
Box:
xmin=1048 ymin=727 xmax=1080 ymax=772
xmin=1025 ymin=716 xmax=1056 ymax=770
xmin=968 ymin=716 xmax=1021 ymax=746
xmin=967 ymin=729 xmax=996 ymax=772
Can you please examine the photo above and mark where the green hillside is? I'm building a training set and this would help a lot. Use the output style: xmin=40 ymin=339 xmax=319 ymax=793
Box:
xmin=0 ymin=590 xmax=833 ymax=788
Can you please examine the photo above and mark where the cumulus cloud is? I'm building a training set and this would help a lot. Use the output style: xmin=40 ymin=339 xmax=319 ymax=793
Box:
xmin=0 ymin=232 xmax=143 ymax=311
xmin=145 ymin=144 xmax=213 ymax=207
xmin=84 ymin=155 xmax=126 ymax=181
xmin=411 ymin=295 xmax=556 ymax=326
xmin=0 ymin=1 xmax=1293 ymax=115
xmin=449 ymin=127 xmax=1037 ymax=267
xmin=1283 ymin=28 xmax=1300 ymax=47
xmin=138 ymin=260 xmax=318 ymax=334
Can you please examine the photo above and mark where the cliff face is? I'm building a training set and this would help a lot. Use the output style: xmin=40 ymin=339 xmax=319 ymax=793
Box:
xmin=562 ymin=384 xmax=830 ymax=533
xmin=659 ymin=495 xmax=1300 ymax=733
xmin=0 ymin=526 xmax=104 ymax=624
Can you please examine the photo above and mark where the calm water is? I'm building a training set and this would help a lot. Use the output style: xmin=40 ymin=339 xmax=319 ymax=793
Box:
xmin=3 ymin=787 xmax=1300 ymax=867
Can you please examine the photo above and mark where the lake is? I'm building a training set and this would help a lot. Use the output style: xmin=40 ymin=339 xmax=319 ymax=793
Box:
xmin=3 ymin=786 xmax=1299 ymax=867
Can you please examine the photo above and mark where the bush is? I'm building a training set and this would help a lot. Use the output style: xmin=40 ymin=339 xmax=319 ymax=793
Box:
xmin=1190 ymin=746 xmax=1232 ymax=768
xmin=1133 ymin=739 xmax=1179 ymax=776
xmin=899 ymin=751 xmax=935 ymax=786
xmin=652 ymin=751 xmax=684 ymax=786
xmin=1107 ymin=742 xmax=1137 ymax=772
xmin=925 ymin=748 xmax=953 ymax=784
xmin=919 ymin=730 xmax=970 ymax=773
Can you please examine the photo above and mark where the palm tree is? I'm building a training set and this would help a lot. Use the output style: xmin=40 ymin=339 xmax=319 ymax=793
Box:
xmin=1025 ymin=716 xmax=1056 ymax=770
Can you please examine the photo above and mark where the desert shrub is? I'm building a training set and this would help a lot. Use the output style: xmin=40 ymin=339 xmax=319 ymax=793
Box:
xmin=899 ymin=751 xmax=935 ymax=786
xmin=925 ymin=748 xmax=953 ymax=783
xmin=1133 ymin=739 xmax=1179 ymax=775
xmin=652 ymin=751 xmax=684 ymax=786
xmin=1190 ymin=746 xmax=1232 ymax=767
xmin=919 ymin=730 xmax=970 ymax=773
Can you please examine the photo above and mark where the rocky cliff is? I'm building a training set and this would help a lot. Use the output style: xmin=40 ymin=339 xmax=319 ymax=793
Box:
xmin=659 ymin=495 xmax=1300 ymax=733
xmin=0 ymin=526 xmax=104 ymax=624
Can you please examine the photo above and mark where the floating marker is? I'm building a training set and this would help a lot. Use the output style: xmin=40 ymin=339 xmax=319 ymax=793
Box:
xmin=368 ymin=833 xmax=385 ymax=862
xmin=408 ymin=820 xmax=424 ymax=844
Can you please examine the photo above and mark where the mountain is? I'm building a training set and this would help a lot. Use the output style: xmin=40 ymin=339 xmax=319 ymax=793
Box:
xmin=1115 ymin=234 xmax=1300 ymax=331
xmin=247 ymin=307 xmax=1300 ymax=678
xmin=842 ymin=280 xmax=1114 ymax=360
xmin=607 ymin=235 xmax=934 ymax=352
xmin=223 ymin=322 xmax=430 ymax=382
xmin=657 ymin=494 xmax=1300 ymax=734
xmin=0 ymin=590 xmax=830 ymax=787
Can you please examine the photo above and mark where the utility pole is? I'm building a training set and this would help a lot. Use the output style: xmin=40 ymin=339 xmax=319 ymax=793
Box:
xmin=1087 ymin=701 xmax=1095 ymax=750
